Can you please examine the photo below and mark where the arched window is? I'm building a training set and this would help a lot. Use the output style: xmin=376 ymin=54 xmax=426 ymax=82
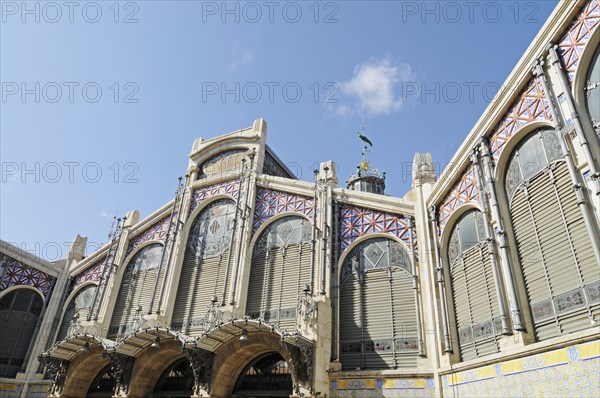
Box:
xmin=171 ymin=199 xmax=236 ymax=334
xmin=233 ymin=353 xmax=292 ymax=396
xmin=0 ymin=289 xmax=44 ymax=377
xmin=505 ymin=128 xmax=599 ymax=341
xmin=56 ymin=285 xmax=97 ymax=342
xmin=108 ymin=243 xmax=164 ymax=338
xmin=246 ymin=216 xmax=312 ymax=331
xmin=339 ymin=238 xmax=417 ymax=370
xmin=584 ymin=43 xmax=600 ymax=138
xmin=153 ymin=358 xmax=194 ymax=396
xmin=447 ymin=210 xmax=503 ymax=361
xmin=505 ymin=128 xmax=564 ymax=201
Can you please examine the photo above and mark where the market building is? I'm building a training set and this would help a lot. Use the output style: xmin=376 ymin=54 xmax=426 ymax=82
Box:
xmin=1 ymin=0 xmax=599 ymax=396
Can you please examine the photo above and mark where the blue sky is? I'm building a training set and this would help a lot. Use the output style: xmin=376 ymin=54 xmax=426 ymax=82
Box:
xmin=1 ymin=0 xmax=558 ymax=261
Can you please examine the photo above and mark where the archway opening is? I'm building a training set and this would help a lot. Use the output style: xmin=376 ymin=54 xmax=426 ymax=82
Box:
xmin=232 ymin=352 xmax=292 ymax=398
xmin=87 ymin=364 xmax=116 ymax=397
xmin=153 ymin=357 xmax=194 ymax=398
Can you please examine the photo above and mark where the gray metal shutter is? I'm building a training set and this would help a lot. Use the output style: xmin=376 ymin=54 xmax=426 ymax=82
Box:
xmin=246 ymin=250 xmax=268 ymax=320
xmin=108 ymin=269 xmax=135 ymax=337
xmin=510 ymin=161 xmax=598 ymax=341
xmin=392 ymin=268 xmax=418 ymax=368
xmin=339 ymin=273 xmax=362 ymax=370
xmin=340 ymin=267 xmax=418 ymax=370
xmin=108 ymin=244 xmax=165 ymax=338
xmin=171 ymin=245 xmax=233 ymax=336
xmin=56 ymin=301 xmax=76 ymax=342
xmin=451 ymin=244 xmax=501 ymax=361
xmin=266 ymin=246 xmax=284 ymax=322
xmin=363 ymin=269 xmax=393 ymax=369
xmin=245 ymin=241 xmax=311 ymax=332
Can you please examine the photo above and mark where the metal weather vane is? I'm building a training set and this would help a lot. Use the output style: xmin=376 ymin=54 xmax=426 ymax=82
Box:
xmin=357 ymin=119 xmax=373 ymax=172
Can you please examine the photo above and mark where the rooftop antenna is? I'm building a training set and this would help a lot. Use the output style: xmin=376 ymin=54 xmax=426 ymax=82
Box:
xmin=107 ymin=204 xmax=121 ymax=241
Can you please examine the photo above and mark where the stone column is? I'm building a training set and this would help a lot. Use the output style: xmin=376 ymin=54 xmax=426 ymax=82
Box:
xmin=479 ymin=138 xmax=525 ymax=331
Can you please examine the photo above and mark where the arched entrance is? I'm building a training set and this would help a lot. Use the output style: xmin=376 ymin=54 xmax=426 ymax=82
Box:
xmin=232 ymin=352 xmax=292 ymax=398
xmin=87 ymin=364 xmax=116 ymax=397
xmin=153 ymin=358 xmax=194 ymax=398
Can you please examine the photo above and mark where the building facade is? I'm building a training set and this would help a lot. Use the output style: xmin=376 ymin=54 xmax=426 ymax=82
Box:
xmin=1 ymin=0 xmax=599 ymax=396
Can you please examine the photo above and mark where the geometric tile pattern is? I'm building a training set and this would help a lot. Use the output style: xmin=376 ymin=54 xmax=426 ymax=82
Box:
xmin=189 ymin=179 xmax=240 ymax=214
xmin=338 ymin=203 xmax=413 ymax=255
xmin=69 ymin=256 xmax=106 ymax=295
xmin=558 ymin=0 xmax=600 ymax=83
xmin=437 ymin=164 xmax=479 ymax=232
xmin=489 ymin=78 xmax=552 ymax=161
xmin=0 ymin=255 xmax=56 ymax=300
xmin=442 ymin=339 xmax=600 ymax=398
xmin=253 ymin=187 xmax=315 ymax=233
xmin=126 ymin=215 xmax=173 ymax=257
xmin=330 ymin=377 xmax=435 ymax=398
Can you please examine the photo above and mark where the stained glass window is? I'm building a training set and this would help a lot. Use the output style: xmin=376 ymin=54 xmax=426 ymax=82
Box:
xmin=448 ymin=211 xmax=485 ymax=266
xmin=341 ymin=237 xmax=411 ymax=281
xmin=504 ymin=129 xmax=564 ymax=199
xmin=584 ymin=44 xmax=600 ymax=136
xmin=253 ymin=216 xmax=311 ymax=257
xmin=127 ymin=243 xmax=163 ymax=275
xmin=187 ymin=199 xmax=236 ymax=258
xmin=56 ymin=285 xmax=97 ymax=342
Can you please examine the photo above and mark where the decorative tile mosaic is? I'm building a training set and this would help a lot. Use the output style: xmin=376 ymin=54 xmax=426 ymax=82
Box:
xmin=437 ymin=164 xmax=479 ymax=232
xmin=189 ymin=179 xmax=240 ymax=214
xmin=126 ymin=215 xmax=173 ymax=257
xmin=338 ymin=204 xmax=415 ymax=259
xmin=489 ymin=78 xmax=552 ymax=161
xmin=0 ymin=255 xmax=56 ymax=300
xmin=69 ymin=256 xmax=106 ymax=294
xmin=0 ymin=382 xmax=23 ymax=398
xmin=442 ymin=339 xmax=600 ymax=398
xmin=558 ymin=0 xmax=600 ymax=82
xmin=329 ymin=377 xmax=435 ymax=398
xmin=253 ymin=187 xmax=315 ymax=233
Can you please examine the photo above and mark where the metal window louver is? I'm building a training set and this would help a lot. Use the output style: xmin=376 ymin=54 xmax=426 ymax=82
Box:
xmin=108 ymin=243 xmax=164 ymax=338
xmin=506 ymin=129 xmax=599 ymax=341
xmin=171 ymin=199 xmax=236 ymax=335
xmin=246 ymin=217 xmax=312 ymax=332
xmin=339 ymin=238 xmax=418 ymax=370
xmin=447 ymin=211 xmax=502 ymax=361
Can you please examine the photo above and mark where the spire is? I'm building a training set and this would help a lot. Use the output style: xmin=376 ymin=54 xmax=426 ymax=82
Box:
xmin=346 ymin=120 xmax=386 ymax=195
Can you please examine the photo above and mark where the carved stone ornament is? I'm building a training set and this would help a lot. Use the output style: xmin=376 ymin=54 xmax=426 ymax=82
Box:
xmin=181 ymin=346 xmax=214 ymax=395
xmin=280 ymin=339 xmax=314 ymax=396
xmin=39 ymin=356 xmax=69 ymax=396
xmin=102 ymin=351 xmax=135 ymax=395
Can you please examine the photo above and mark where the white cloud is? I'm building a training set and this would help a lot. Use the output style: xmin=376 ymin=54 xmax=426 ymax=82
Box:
xmin=99 ymin=211 xmax=112 ymax=218
xmin=333 ymin=56 xmax=413 ymax=116
xmin=229 ymin=42 xmax=254 ymax=72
